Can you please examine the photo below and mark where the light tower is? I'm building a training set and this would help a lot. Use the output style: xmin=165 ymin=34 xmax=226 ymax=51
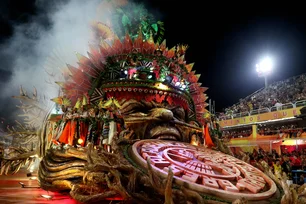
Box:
xmin=256 ymin=57 xmax=273 ymax=88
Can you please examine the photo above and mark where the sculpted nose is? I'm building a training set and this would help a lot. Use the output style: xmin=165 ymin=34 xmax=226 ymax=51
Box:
xmin=149 ymin=108 xmax=174 ymax=121
xmin=158 ymin=108 xmax=174 ymax=121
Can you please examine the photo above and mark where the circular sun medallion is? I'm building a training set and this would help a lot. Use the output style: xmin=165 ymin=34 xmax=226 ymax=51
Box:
xmin=131 ymin=140 xmax=276 ymax=201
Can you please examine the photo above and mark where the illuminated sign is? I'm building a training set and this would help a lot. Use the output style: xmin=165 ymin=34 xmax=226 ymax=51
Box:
xmin=219 ymin=107 xmax=302 ymax=127
xmin=131 ymin=140 xmax=276 ymax=201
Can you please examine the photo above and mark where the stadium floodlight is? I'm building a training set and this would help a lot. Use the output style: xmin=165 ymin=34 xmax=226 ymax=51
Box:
xmin=256 ymin=57 xmax=273 ymax=88
xmin=256 ymin=57 xmax=273 ymax=74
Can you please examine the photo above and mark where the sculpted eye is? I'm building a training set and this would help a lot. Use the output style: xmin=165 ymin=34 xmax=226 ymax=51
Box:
xmin=120 ymin=99 xmax=147 ymax=114
xmin=171 ymin=106 xmax=185 ymax=121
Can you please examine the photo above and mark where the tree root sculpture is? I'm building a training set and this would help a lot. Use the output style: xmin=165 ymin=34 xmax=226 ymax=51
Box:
xmin=38 ymin=135 xmax=247 ymax=204
xmin=238 ymin=151 xmax=250 ymax=164
xmin=1 ymin=126 xmax=255 ymax=204
xmin=211 ymin=136 xmax=234 ymax=157
xmin=0 ymin=148 xmax=37 ymax=175
xmin=257 ymin=161 xmax=306 ymax=204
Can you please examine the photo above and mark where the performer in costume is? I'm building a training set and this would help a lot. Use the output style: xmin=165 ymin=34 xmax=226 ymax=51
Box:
xmin=52 ymin=97 xmax=71 ymax=142
xmin=86 ymin=107 xmax=96 ymax=146
xmin=58 ymin=96 xmax=82 ymax=146
xmin=58 ymin=108 xmax=75 ymax=145
xmin=100 ymin=97 xmax=121 ymax=152
xmin=107 ymin=109 xmax=117 ymax=147
xmin=93 ymin=107 xmax=102 ymax=146
xmin=97 ymin=107 xmax=105 ymax=146
xmin=78 ymin=96 xmax=89 ymax=147
xmin=102 ymin=108 xmax=111 ymax=150
xmin=54 ymin=105 xmax=68 ymax=141
xmin=97 ymin=98 xmax=105 ymax=146
xmin=203 ymin=121 xmax=215 ymax=148
xmin=127 ymin=53 xmax=138 ymax=79
xmin=71 ymin=107 xmax=80 ymax=146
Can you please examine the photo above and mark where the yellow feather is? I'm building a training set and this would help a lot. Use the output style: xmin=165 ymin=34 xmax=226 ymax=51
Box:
xmin=102 ymin=98 xmax=113 ymax=108
xmin=63 ymin=98 xmax=71 ymax=107
xmin=51 ymin=97 xmax=63 ymax=104
xmin=98 ymin=100 xmax=104 ymax=109
xmin=82 ymin=95 xmax=87 ymax=106
xmin=74 ymin=98 xmax=82 ymax=109
xmin=113 ymin=99 xmax=122 ymax=108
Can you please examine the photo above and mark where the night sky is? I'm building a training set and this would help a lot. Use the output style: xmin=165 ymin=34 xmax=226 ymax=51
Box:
xmin=1 ymin=0 xmax=306 ymax=121
xmin=142 ymin=0 xmax=306 ymax=112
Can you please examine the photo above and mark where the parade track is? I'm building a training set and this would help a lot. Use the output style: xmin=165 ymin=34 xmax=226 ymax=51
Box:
xmin=0 ymin=168 xmax=79 ymax=204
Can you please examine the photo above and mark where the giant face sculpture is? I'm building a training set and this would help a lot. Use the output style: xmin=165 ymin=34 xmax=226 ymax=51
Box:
xmin=35 ymin=34 xmax=212 ymax=202
xmin=35 ymin=32 xmax=278 ymax=204
xmin=117 ymin=98 xmax=202 ymax=142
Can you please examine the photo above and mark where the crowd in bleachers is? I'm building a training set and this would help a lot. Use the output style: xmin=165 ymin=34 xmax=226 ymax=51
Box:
xmin=221 ymin=73 xmax=306 ymax=116
xmin=221 ymin=122 xmax=306 ymax=139
xmin=222 ymin=128 xmax=252 ymax=139
xmin=257 ymin=123 xmax=305 ymax=137
xmin=234 ymin=148 xmax=306 ymax=183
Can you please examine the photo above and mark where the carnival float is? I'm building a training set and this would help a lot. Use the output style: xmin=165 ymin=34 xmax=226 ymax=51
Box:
xmin=1 ymin=0 xmax=305 ymax=203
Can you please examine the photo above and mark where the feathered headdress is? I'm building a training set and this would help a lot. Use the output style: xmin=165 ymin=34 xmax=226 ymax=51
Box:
xmin=55 ymin=24 xmax=208 ymax=123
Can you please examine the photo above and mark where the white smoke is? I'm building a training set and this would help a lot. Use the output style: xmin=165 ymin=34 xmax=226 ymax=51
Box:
xmin=0 ymin=0 xmax=161 ymax=125
xmin=3 ymin=0 xmax=104 ymax=96
xmin=0 ymin=0 xmax=108 ymax=123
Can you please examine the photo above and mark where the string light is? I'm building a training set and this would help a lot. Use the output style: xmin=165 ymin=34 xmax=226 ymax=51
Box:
xmin=77 ymin=138 xmax=84 ymax=144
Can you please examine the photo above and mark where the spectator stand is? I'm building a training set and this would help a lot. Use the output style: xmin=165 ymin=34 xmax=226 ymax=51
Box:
xmin=216 ymin=74 xmax=306 ymax=183
xmin=220 ymin=73 xmax=306 ymax=119
xmin=217 ymin=73 xmax=306 ymax=185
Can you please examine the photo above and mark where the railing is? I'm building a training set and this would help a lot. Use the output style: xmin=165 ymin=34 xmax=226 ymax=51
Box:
xmin=218 ymin=100 xmax=306 ymax=120
xmin=232 ymin=111 xmax=249 ymax=118
xmin=250 ymin=107 xmax=270 ymax=115
xmin=282 ymin=103 xmax=295 ymax=110
xmin=296 ymin=100 xmax=306 ymax=107
xmin=270 ymin=106 xmax=277 ymax=112
xmin=270 ymin=103 xmax=294 ymax=112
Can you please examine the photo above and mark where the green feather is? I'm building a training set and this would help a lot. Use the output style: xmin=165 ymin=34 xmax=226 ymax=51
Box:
xmin=122 ymin=14 xmax=131 ymax=27
xmin=151 ymin=24 xmax=158 ymax=32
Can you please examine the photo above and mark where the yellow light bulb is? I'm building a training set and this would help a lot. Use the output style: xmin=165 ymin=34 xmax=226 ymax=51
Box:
xmin=77 ymin=138 xmax=84 ymax=144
